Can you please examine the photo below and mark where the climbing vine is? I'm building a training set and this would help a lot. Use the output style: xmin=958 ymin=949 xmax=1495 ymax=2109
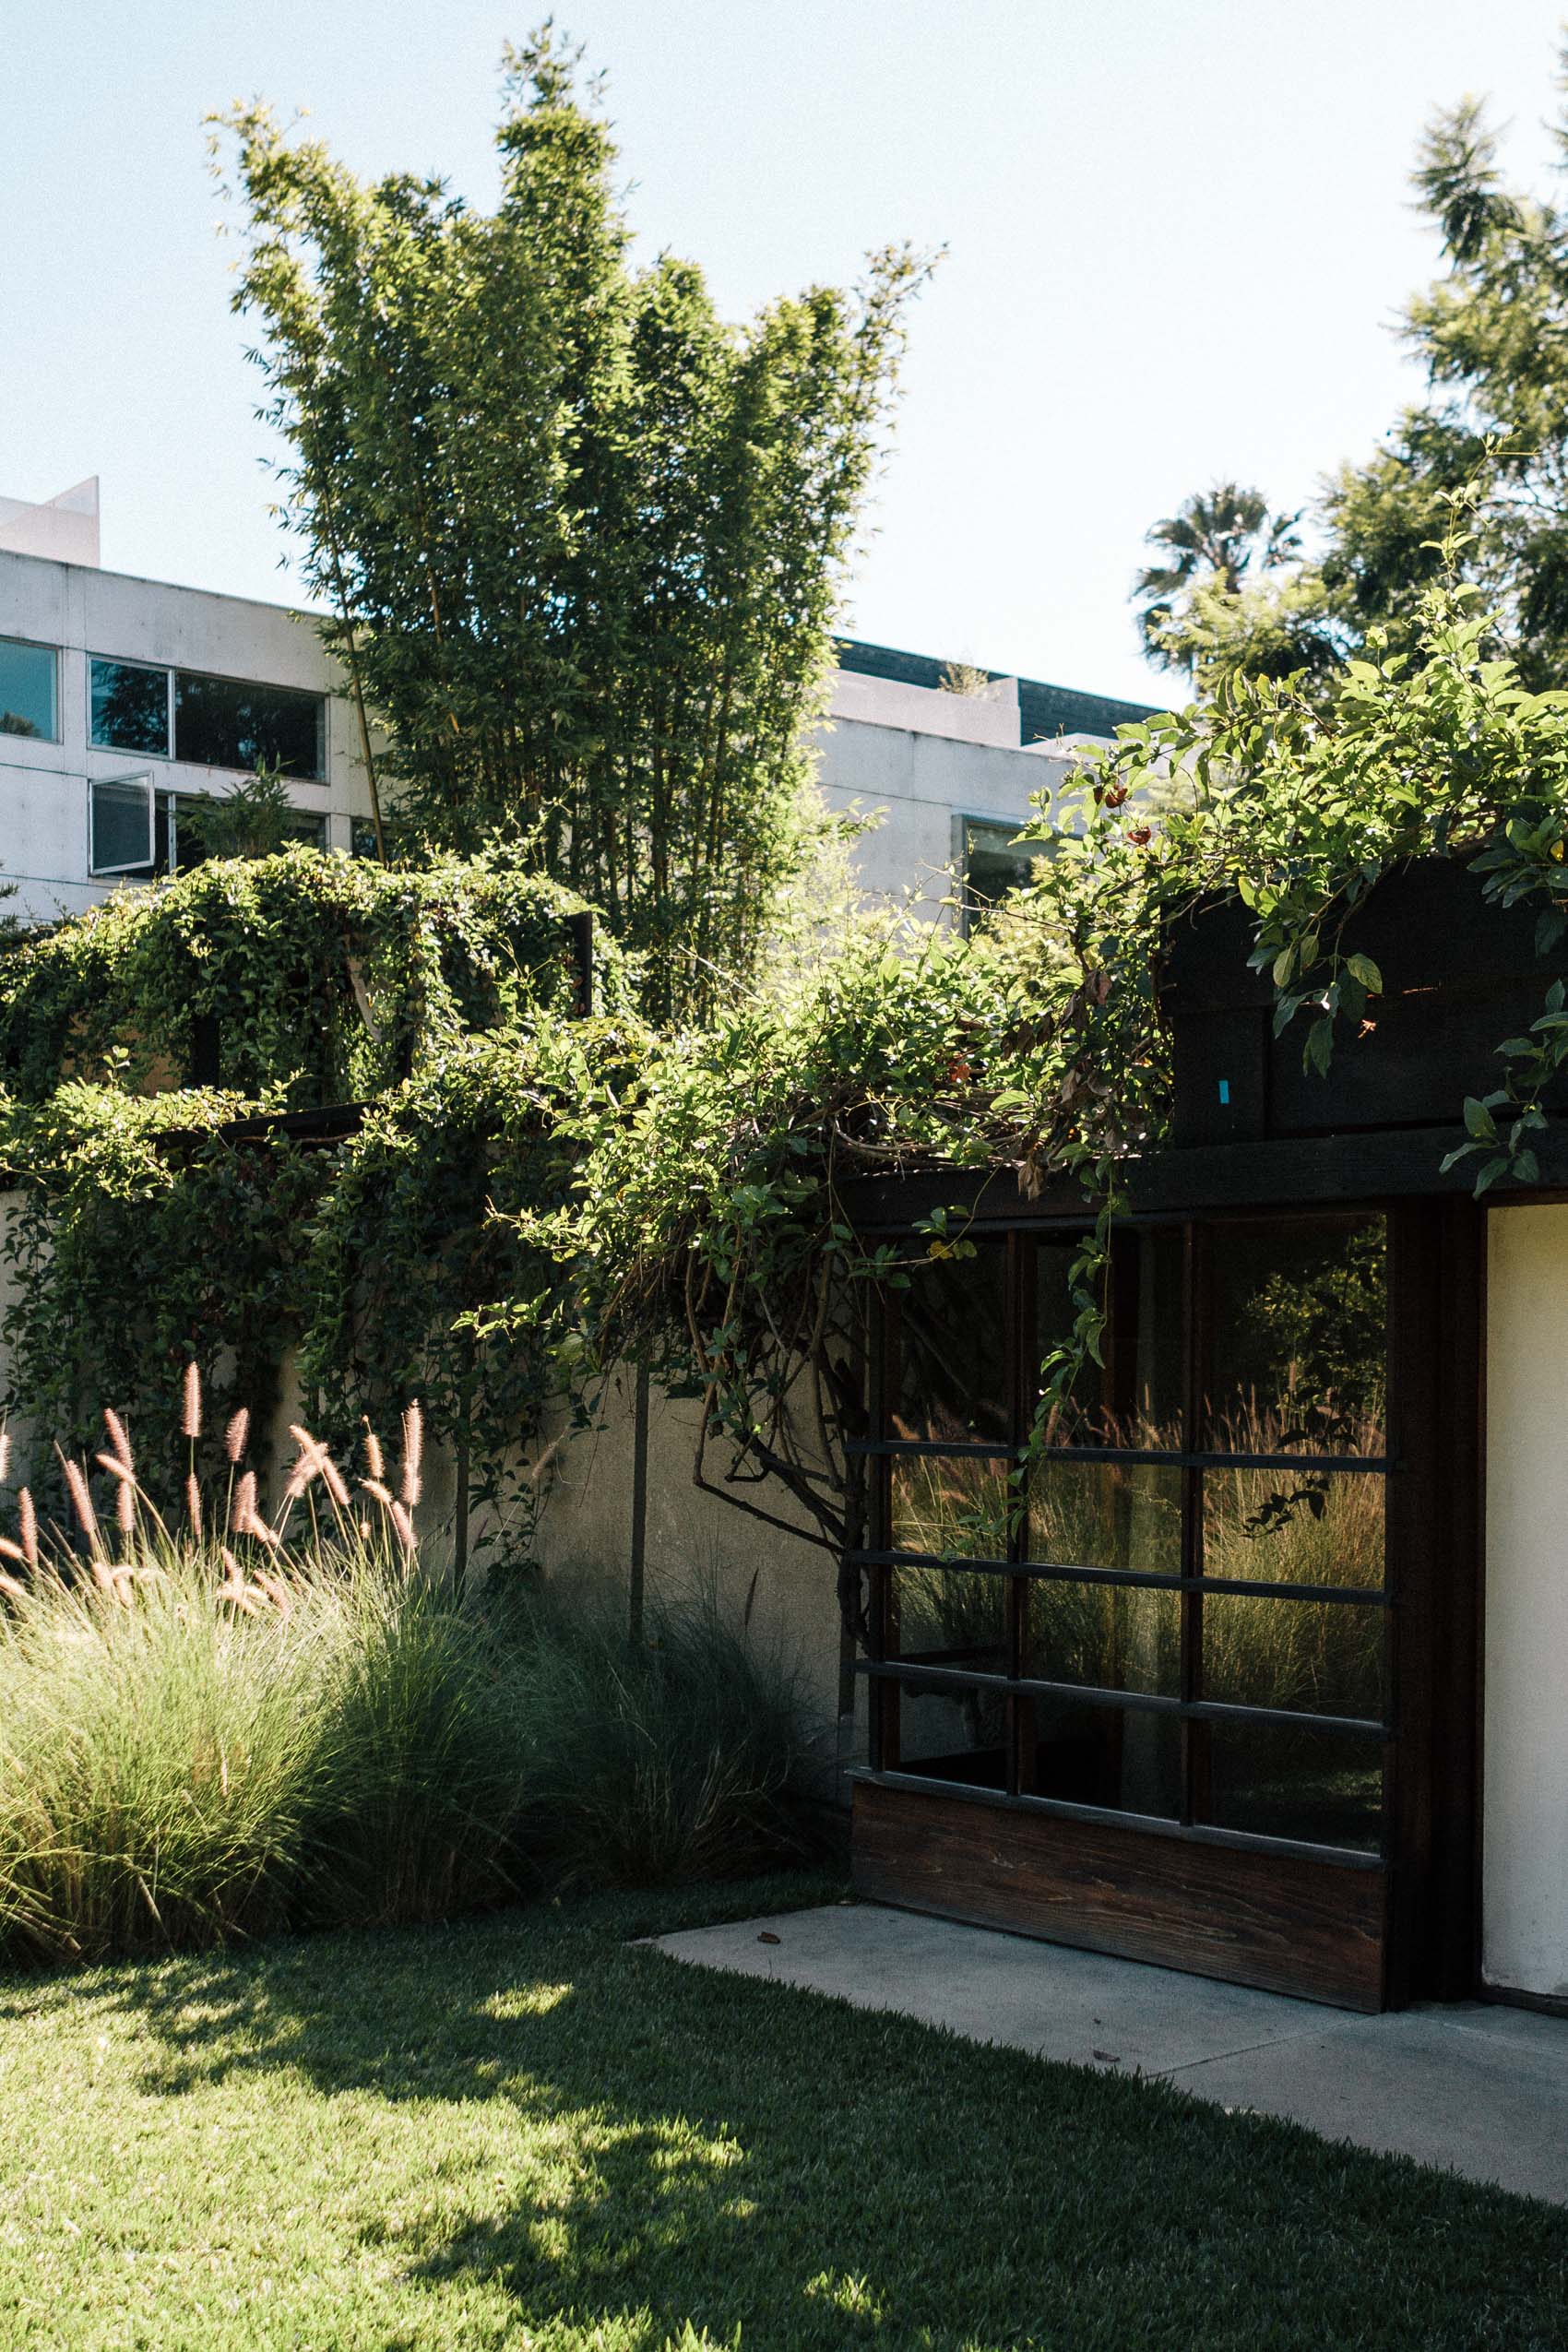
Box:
xmin=6 ymin=543 xmax=1568 ymax=1588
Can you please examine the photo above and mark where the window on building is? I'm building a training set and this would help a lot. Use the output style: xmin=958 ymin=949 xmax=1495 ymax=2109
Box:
xmin=90 ymin=659 xmax=171 ymax=757
xmin=89 ymin=780 xmax=328 ymax=880
xmin=89 ymin=658 xmax=327 ymax=779
xmin=860 ymin=1214 xmax=1391 ymax=1853
xmin=174 ymin=672 xmax=325 ymax=779
xmin=89 ymin=776 xmax=158 ymax=874
xmin=960 ymin=816 xmax=1039 ymax=932
xmin=0 ymin=636 xmax=58 ymax=741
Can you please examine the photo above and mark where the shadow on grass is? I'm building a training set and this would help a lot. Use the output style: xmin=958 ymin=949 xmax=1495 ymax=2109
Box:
xmin=10 ymin=1876 xmax=1568 ymax=2352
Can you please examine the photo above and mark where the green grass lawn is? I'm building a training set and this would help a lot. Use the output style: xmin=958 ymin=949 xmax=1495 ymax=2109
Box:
xmin=1 ymin=1879 xmax=1564 ymax=2351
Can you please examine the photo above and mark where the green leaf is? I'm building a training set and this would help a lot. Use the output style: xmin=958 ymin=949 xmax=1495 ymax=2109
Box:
xmin=1463 ymin=1097 xmax=1498 ymax=1140
xmin=1344 ymin=953 xmax=1383 ymax=993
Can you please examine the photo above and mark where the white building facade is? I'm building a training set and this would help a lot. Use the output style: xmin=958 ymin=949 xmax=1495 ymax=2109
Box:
xmin=0 ymin=481 xmax=1150 ymax=928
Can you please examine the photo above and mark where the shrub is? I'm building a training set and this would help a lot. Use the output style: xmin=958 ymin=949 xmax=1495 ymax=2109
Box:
xmin=507 ymin=1587 xmax=814 ymax=1890
xmin=0 ymin=1378 xmax=814 ymax=1966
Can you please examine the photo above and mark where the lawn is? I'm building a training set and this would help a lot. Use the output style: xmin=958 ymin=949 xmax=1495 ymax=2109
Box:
xmin=1 ymin=1880 xmax=1564 ymax=2352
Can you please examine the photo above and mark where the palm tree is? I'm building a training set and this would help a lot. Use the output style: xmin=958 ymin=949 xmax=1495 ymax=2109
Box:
xmin=1134 ymin=483 xmax=1301 ymax=670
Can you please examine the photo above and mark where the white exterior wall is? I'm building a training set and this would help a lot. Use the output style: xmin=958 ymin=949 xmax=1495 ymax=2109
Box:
xmin=813 ymin=670 xmax=1079 ymax=924
xmin=1483 ymin=1203 xmax=1568 ymax=2001
xmin=0 ymin=549 xmax=370 ymax=925
xmin=0 ymin=542 xmax=1097 ymax=932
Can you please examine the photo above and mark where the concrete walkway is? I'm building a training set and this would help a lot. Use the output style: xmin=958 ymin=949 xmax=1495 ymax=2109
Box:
xmin=652 ymin=1903 xmax=1568 ymax=2206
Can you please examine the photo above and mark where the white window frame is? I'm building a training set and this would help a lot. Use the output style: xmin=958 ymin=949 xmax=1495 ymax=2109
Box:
xmin=88 ymin=653 xmax=174 ymax=762
xmin=0 ymin=634 xmax=61 ymax=744
xmin=88 ymin=772 xmax=158 ymax=876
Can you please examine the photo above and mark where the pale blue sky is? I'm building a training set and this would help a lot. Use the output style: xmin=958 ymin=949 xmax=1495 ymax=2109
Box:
xmin=4 ymin=2 xmax=1564 ymax=703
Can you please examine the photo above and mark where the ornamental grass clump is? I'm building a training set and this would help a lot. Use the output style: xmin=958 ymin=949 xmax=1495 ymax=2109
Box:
xmin=0 ymin=1372 xmax=528 ymax=1967
xmin=507 ymin=1588 xmax=814 ymax=1889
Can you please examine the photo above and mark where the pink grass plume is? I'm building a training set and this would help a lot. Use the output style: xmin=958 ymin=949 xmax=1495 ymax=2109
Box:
xmin=399 ymin=1403 xmax=423 ymax=1509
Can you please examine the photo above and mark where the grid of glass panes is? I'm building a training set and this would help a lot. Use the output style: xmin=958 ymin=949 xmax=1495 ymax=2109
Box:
xmin=857 ymin=1214 xmax=1390 ymax=1858
xmin=89 ymin=657 xmax=326 ymax=780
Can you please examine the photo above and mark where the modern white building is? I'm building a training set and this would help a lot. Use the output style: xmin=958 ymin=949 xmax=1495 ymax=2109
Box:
xmin=0 ymin=481 xmax=1151 ymax=928
xmin=0 ymin=483 xmax=370 ymax=924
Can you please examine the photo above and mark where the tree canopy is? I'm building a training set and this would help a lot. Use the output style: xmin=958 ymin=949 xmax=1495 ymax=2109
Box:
xmin=1137 ymin=37 xmax=1568 ymax=694
xmin=214 ymin=27 xmax=927 ymax=1019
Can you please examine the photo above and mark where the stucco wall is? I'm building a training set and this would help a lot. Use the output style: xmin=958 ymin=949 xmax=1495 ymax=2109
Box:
xmin=530 ymin=1371 xmax=854 ymax=1790
xmin=1484 ymin=1203 xmax=1568 ymax=2001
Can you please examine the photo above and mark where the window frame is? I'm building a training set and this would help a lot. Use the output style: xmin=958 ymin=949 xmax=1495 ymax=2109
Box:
xmin=87 ymin=773 xmax=158 ymax=876
xmin=0 ymin=633 xmax=61 ymax=744
xmin=88 ymin=654 xmax=329 ymax=783
xmin=851 ymin=1213 xmax=1396 ymax=1866
xmin=89 ymin=653 xmax=174 ymax=761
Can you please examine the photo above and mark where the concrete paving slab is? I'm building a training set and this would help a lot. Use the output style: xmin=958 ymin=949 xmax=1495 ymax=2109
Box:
xmin=651 ymin=1903 xmax=1568 ymax=2205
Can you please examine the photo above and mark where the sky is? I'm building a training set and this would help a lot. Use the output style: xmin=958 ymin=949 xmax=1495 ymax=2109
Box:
xmin=4 ymin=1 xmax=1566 ymax=706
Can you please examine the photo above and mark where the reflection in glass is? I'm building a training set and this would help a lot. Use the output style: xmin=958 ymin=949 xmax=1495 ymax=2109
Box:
xmin=1202 ymin=1593 xmax=1384 ymax=1721
xmin=1033 ymin=1225 xmax=1183 ymax=1445
xmin=0 ymin=636 xmax=57 ymax=740
xmin=1029 ymin=1578 xmax=1179 ymax=1696
xmin=891 ymin=1457 xmax=1009 ymax=1561
xmin=1028 ymin=1695 xmax=1181 ymax=1818
xmin=892 ymin=1562 xmax=1007 ymax=1670
xmin=90 ymin=658 xmax=169 ymax=756
xmin=1206 ymin=1217 xmax=1386 ymax=1455
xmin=174 ymin=672 xmax=325 ymax=779
xmin=1027 ymin=1457 xmax=1183 ymax=1574
xmin=1202 ymin=1467 xmax=1384 ymax=1591
xmin=891 ymin=1564 xmax=1007 ymax=1788
xmin=894 ymin=1242 xmax=1008 ymax=1444
xmin=1206 ymin=1721 xmax=1383 ymax=1852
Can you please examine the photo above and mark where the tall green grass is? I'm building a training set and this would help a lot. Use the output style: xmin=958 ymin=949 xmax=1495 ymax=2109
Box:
xmin=0 ymin=1380 xmax=811 ymax=1969
xmin=506 ymin=1590 xmax=813 ymax=1889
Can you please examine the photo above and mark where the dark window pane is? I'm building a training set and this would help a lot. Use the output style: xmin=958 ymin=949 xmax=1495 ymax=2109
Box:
xmin=1206 ymin=1720 xmax=1383 ymax=1851
xmin=90 ymin=658 xmax=169 ymax=755
xmin=890 ymin=1457 xmax=1009 ymax=1561
xmin=1203 ymin=1467 xmax=1384 ymax=1591
xmin=1202 ymin=1593 xmax=1385 ymax=1720
xmin=89 ymin=776 xmax=154 ymax=873
xmin=888 ymin=1565 xmax=1008 ymax=1788
xmin=1026 ymin=1694 xmax=1181 ymax=1818
xmin=0 ymin=636 xmax=56 ymax=739
xmin=1206 ymin=1217 xmax=1386 ymax=1455
xmin=963 ymin=820 xmax=1039 ymax=927
xmin=174 ymin=672 xmax=325 ymax=779
xmin=1027 ymin=1457 xmax=1183 ymax=1574
xmin=1034 ymin=1225 xmax=1183 ymax=1445
xmin=893 ymin=1240 xmax=1009 ymax=1443
xmin=1029 ymin=1578 xmax=1180 ymax=1696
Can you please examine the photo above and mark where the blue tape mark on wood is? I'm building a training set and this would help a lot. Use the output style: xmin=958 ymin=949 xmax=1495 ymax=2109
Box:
xmin=1218 ymin=1078 xmax=1230 ymax=1105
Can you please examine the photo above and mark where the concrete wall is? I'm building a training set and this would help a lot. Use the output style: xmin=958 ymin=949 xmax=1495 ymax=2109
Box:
xmin=1484 ymin=1203 xmax=1568 ymax=2001
xmin=814 ymin=669 xmax=1077 ymax=925
xmin=0 ymin=548 xmax=371 ymax=924
xmin=531 ymin=1370 xmax=854 ymax=1788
